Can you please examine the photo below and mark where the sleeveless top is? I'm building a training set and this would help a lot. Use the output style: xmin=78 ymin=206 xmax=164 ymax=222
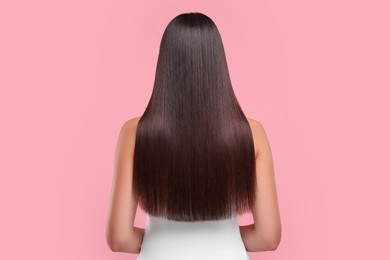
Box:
xmin=137 ymin=213 xmax=251 ymax=260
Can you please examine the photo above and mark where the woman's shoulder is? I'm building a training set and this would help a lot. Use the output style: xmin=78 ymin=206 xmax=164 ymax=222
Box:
xmin=121 ymin=116 xmax=265 ymax=159
xmin=247 ymin=117 xmax=263 ymax=129
xmin=247 ymin=118 xmax=268 ymax=160
xmin=117 ymin=116 xmax=142 ymax=143
xmin=122 ymin=116 xmax=142 ymax=129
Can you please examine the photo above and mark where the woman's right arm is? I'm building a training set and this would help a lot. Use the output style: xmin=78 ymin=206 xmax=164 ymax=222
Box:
xmin=240 ymin=119 xmax=282 ymax=252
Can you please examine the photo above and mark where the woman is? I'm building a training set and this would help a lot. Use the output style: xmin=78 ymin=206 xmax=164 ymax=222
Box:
xmin=106 ymin=12 xmax=282 ymax=259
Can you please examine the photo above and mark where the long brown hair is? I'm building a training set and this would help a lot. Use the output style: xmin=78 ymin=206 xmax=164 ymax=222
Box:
xmin=133 ymin=12 xmax=256 ymax=221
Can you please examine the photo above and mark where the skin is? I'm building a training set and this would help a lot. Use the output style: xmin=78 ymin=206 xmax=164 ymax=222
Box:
xmin=240 ymin=118 xmax=282 ymax=251
xmin=105 ymin=116 xmax=282 ymax=253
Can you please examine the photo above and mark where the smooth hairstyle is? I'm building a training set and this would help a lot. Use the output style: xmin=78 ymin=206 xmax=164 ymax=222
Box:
xmin=133 ymin=12 xmax=256 ymax=221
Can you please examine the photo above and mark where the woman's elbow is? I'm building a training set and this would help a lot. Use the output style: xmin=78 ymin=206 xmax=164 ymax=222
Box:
xmin=106 ymin=235 xmax=123 ymax=252
xmin=107 ymin=240 xmax=120 ymax=252
xmin=106 ymin=231 xmax=126 ymax=252
xmin=268 ymin=229 xmax=282 ymax=251
xmin=269 ymin=239 xmax=280 ymax=251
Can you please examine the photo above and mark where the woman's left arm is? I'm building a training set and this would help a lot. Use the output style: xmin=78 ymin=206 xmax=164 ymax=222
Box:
xmin=106 ymin=117 xmax=144 ymax=253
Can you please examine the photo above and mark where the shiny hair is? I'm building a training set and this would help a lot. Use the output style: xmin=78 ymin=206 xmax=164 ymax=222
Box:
xmin=133 ymin=12 xmax=256 ymax=221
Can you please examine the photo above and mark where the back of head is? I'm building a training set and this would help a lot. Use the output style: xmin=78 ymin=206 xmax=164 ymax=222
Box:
xmin=133 ymin=12 xmax=256 ymax=221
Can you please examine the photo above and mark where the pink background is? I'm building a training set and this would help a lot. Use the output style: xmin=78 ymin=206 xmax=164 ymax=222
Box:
xmin=1 ymin=0 xmax=389 ymax=259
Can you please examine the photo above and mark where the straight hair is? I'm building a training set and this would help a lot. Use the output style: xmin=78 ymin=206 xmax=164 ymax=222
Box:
xmin=133 ymin=12 xmax=256 ymax=221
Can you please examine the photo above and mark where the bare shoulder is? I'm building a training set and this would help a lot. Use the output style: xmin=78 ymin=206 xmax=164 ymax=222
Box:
xmin=123 ymin=116 xmax=142 ymax=128
xmin=247 ymin=118 xmax=267 ymax=137
xmin=117 ymin=116 xmax=142 ymax=148
xmin=247 ymin=118 xmax=271 ymax=160
xmin=121 ymin=116 xmax=142 ymax=134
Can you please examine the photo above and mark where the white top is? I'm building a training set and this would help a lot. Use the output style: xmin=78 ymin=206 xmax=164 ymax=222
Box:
xmin=137 ymin=213 xmax=251 ymax=260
